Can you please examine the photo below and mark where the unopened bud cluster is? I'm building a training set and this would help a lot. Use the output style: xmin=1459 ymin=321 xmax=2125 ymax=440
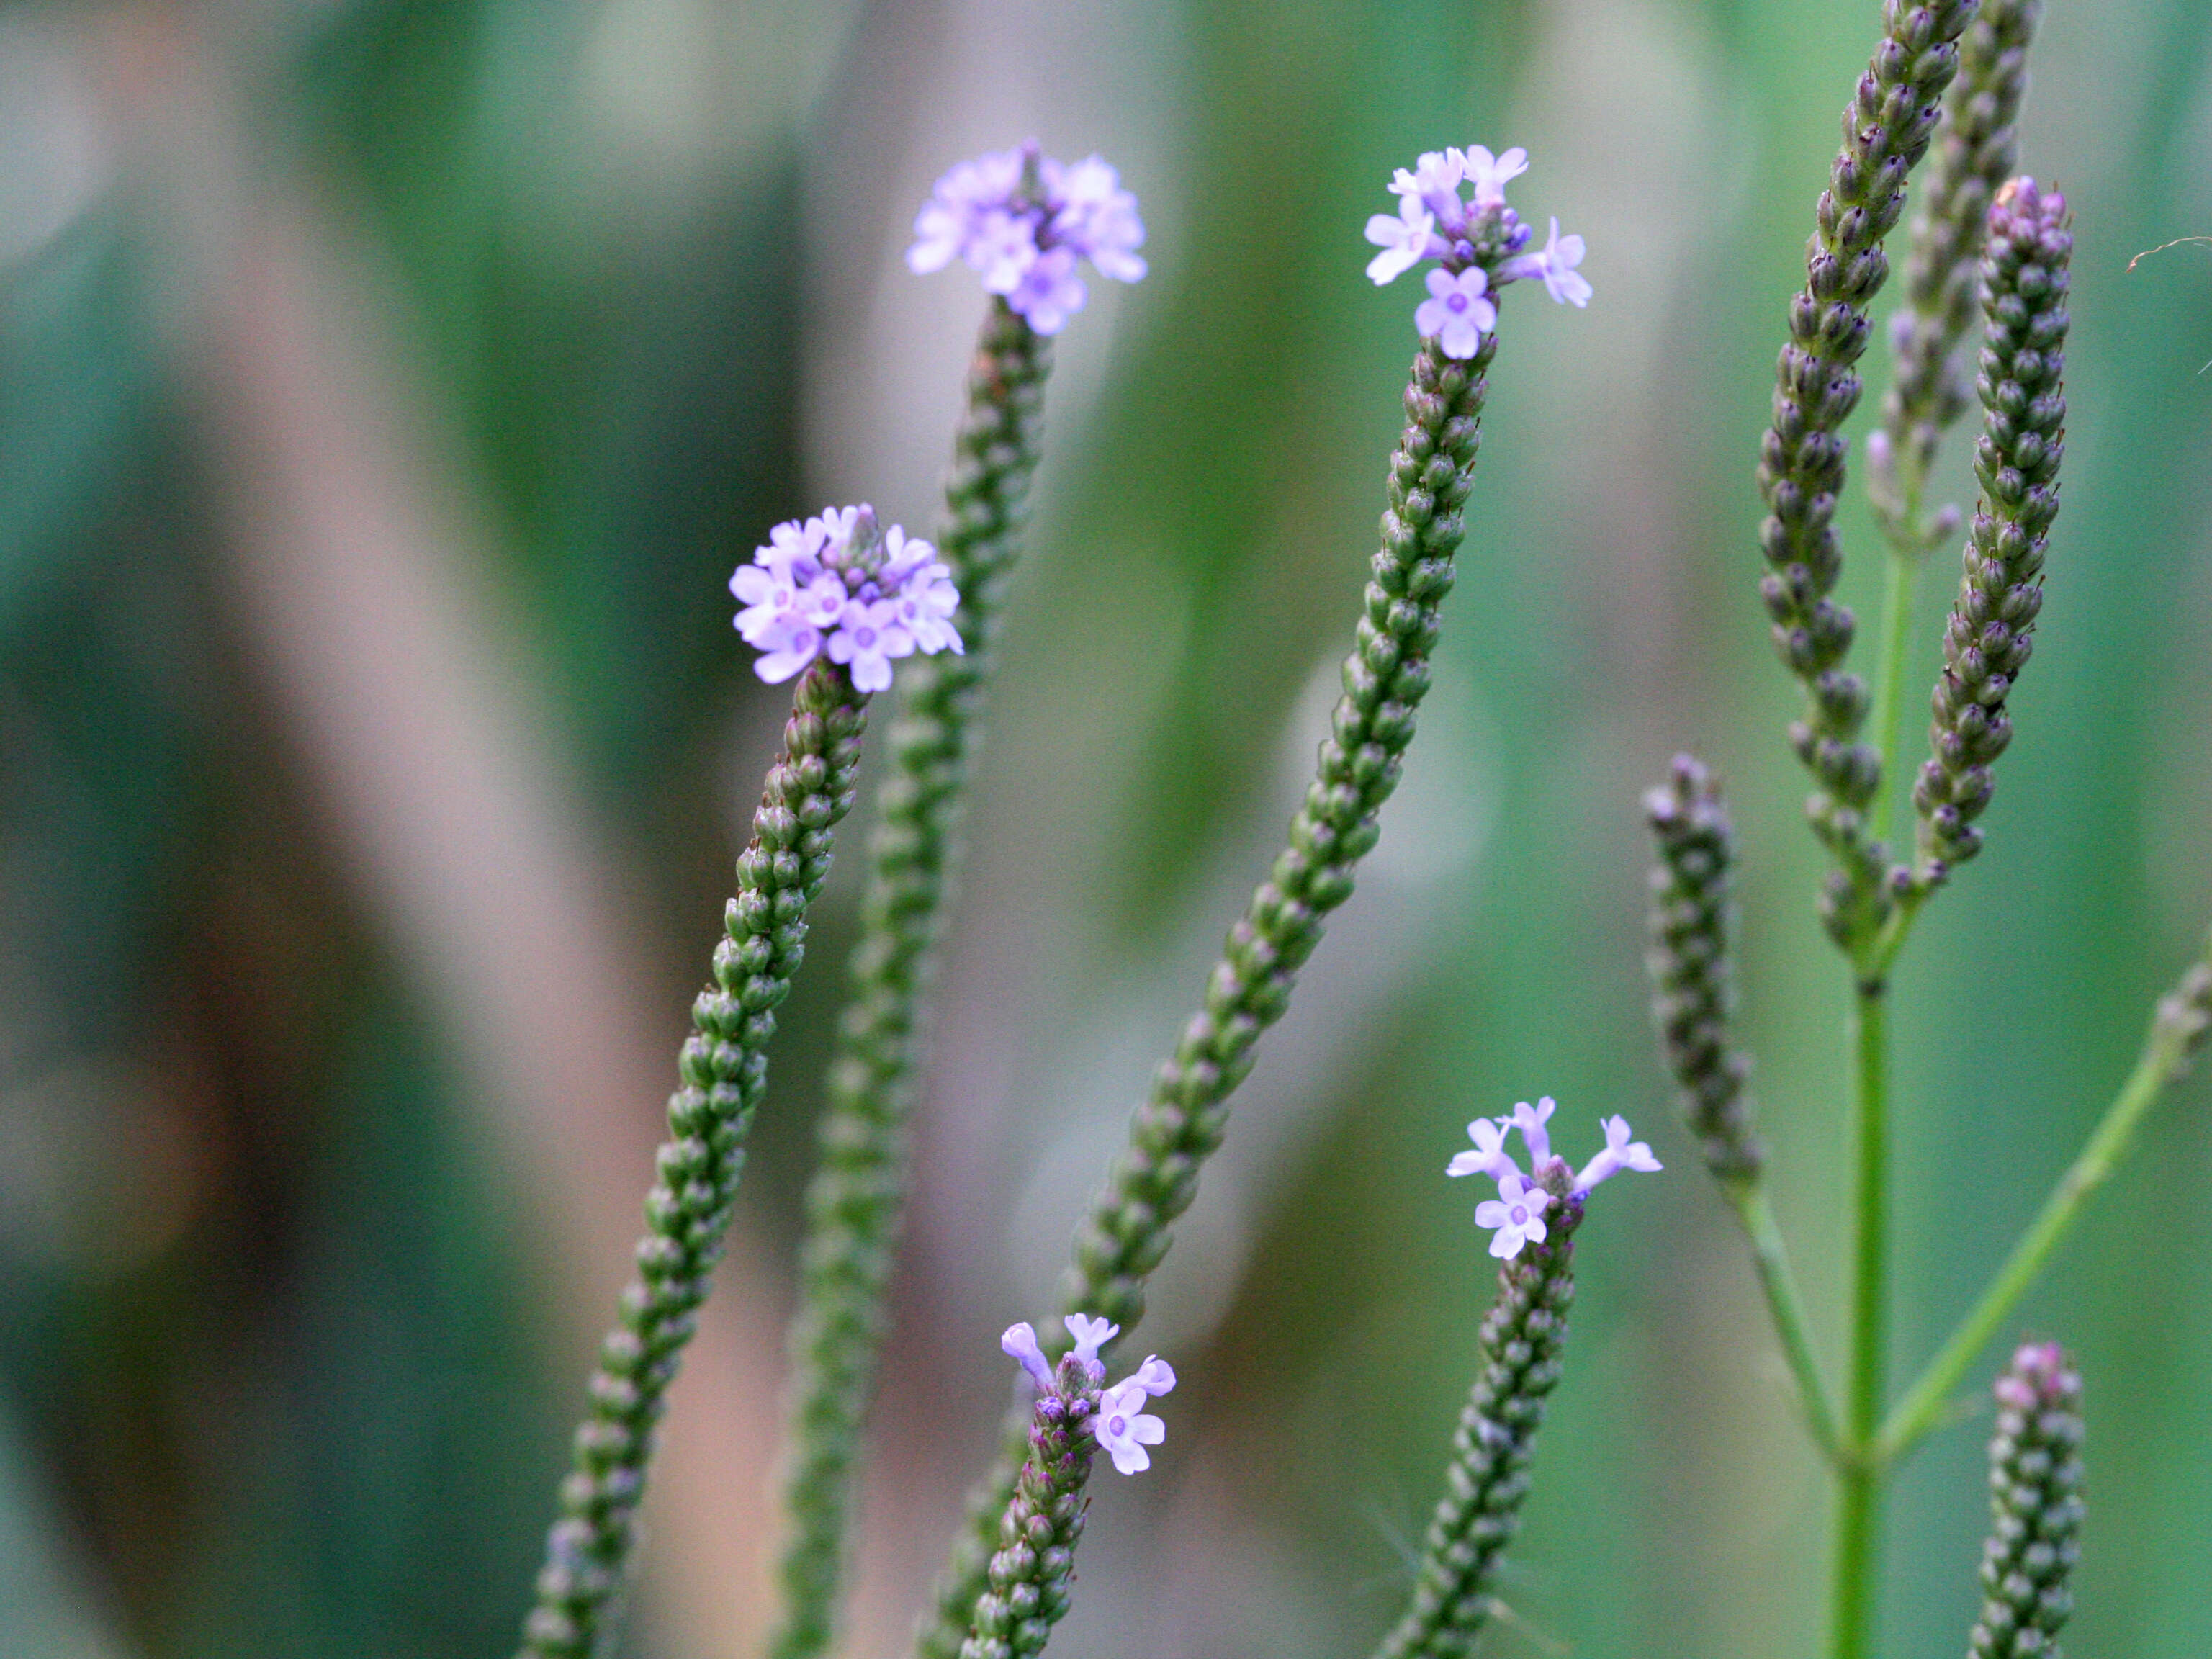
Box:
xmin=1872 ymin=0 xmax=2042 ymax=547
xmin=1914 ymin=176 xmax=2069 ymax=880
xmin=1754 ymin=0 xmax=1976 ymax=943
xmin=1643 ymin=757 xmax=1763 ymax=1182
xmin=1969 ymin=1341 xmax=2084 ymax=1659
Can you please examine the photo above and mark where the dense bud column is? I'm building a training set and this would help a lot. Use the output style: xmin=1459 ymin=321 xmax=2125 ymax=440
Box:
xmin=1375 ymin=1165 xmax=1583 ymax=1659
xmin=1644 ymin=756 xmax=1763 ymax=1182
xmin=770 ymin=302 xmax=1048 ymax=1659
xmin=957 ymin=1359 xmax=1100 ymax=1659
xmin=1967 ymin=1343 xmax=2083 ymax=1659
xmin=1755 ymin=0 xmax=1977 ymax=945
xmin=915 ymin=333 xmax=1498 ymax=1659
xmin=516 ymin=660 xmax=869 ymax=1659
xmin=1912 ymin=177 xmax=2069 ymax=881
xmin=1872 ymin=0 xmax=2041 ymax=548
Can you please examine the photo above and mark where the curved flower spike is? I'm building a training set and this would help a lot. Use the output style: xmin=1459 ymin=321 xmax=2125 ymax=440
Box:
xmin=1573 ymin=1114 xmax=1663 ymax=1194
xmin=1447 ymin=1117 xmax=1521 ymax=1183
xmin=1474 ymin=1172 xmax=1553 ymax=1261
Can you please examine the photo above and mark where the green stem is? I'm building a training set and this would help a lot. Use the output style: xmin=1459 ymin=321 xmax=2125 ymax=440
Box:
xmin=1878 ymin=1007 xmax=2201 ymax=1463
xmin=1831 ymin=979 xmax=1889 ymax=1659
xmin=1725 ymin=1184 xmax=1842 ymax=1463
xmin=1866 ymin=546 xmax=1921 ymax=855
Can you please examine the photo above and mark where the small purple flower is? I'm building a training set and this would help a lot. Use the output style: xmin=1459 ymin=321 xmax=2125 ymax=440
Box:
xmin=1474 ymin=1172 xmax=1553 ymax=1261
xmin=1064 ymin=1312 xmax=1118 ymax=1382
xmin=1365 ymin=197 xmax=1437 ymax=286
xmin=731 ymin=507 xmax=963 ymax=688
xmin=907 ymin=143 xmax=1144 ymax=334
xmin=1504 ymin=215 xmax=1592 ymax=308
xmin=1446 ymin=1117 xmax=1521 ymax=1182
xmin=1573 ymin=1114 xmax=1662 ymax=1194
xmin=1092 ymin=1362 xmax=1174 ymax=1475
xmin=1506 ymin=1096 xmax=1557 ymax=1166
xmin=1453 ymin=144 xmax=1528 ymax=208
xmin=1001 ymin=1322 xmax=1056 ymax=1393
xmin=1413 ymin=266 xmax=1497 ymax=359
xmin=1003 ymin=243 xmax=1087 ymax=336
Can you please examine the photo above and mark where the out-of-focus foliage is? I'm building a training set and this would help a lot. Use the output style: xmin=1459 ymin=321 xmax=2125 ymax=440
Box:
xmin=1 ymin=1 xmax=2208 ymax=1658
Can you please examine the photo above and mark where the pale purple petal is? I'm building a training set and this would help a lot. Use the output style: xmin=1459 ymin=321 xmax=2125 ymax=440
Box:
xmin=1001 ymin=1322 xmax=1056 ymax=1392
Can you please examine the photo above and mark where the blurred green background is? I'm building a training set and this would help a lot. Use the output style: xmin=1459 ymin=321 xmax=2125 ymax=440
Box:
xmin=3 ymin=1 xmax=2208 ymax=1656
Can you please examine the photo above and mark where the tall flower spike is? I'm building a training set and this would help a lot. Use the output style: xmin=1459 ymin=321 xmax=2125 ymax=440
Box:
xmin=516 ymin=657 xmax=872 ymax=1659
xmin=1362 ymin=143 xmax=1589 ymax=357
xmin=908 ymin=142 xmax=1146 ymax=335
xmin=916 ymin=319 xmax=1506 ymax=1659
xmin=1968 ymin=1342 xmax=2083 ymax=1659
xmin=1377 ymin=1162 xmax=1582 ymax=1659
xmin=1644 ymin=756 xmax=1764 ymax=1182
xmin=771 ymin=300 xmax=1051 ymax=1659
xmin=1871 ymin=0 xmax=2043 ymax=550
xmin=1912 ymin=177 xmax=2069 ymax=884
xmin=1753 ymin=0 xmax=1978 ymax=948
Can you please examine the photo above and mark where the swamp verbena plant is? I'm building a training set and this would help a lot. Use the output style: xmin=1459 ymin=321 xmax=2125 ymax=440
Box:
xmin=509 ymin=8 xmax=2212 ymax=1657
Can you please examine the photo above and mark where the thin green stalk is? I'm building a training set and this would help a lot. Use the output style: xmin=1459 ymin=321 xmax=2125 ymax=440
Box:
xmin=1865 ymin=547 xmax=1921 ymax=855
xmin=1832 ymin=979 xmax=1890 ymax=1659
xmin=1726 ymin=1185 xmax=1841 ymax=1462
xmin=914 ymin=331 xmax=1499 ymax=1659
xmin=516 ymin=660 xmax=871 ymax=1659
xmin=1879 ymin=940 xmax=2212 ymax=1462
xmin=769 ymin=302 xmax=1048 ymax=1659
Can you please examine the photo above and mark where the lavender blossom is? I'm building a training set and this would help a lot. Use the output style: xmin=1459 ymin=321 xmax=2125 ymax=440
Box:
xmin=907 ymin=143 xmax=1146 ymax=334
xmin=1508 ymin=1096 xmax=1556 ymax=1164
xmin=1503 ymin=217 xmax=1593 ymax=307
xmin=1000 ymin=1323 xmax=1056 ymax=1394
xmin=1362 ymin=142 xmax=1587 ymax=356
xmin=1573 ymin=1115 xmax=1663 ymax=1194
xmin=1473 ymin=1172 xmax=1552 ymax=1261
xmin=1445 ymin=1118 xmax=1520 ymax=1182
xmin=1063 ymin=1313 xmax=1118 ymax=1380
xmin=732 ymin=506 xmax=963 ymax=693
xmin=1414 ymin=268 xmax=1498 ymax=361
xmin=1092 ymin=1361 xmax=1176 ymax=1475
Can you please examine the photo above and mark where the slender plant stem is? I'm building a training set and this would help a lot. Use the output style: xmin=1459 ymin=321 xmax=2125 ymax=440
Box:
xmin=1830 ymin=979 xmax=1889 ymax=1659
xmin=1725 ymin=1185 xmax=1841 ymax=1463
xmin=1865 ymin=547 xmax=1921 ymax=855
xmin=1878 ymin=1003 xmax=2203 ymax=1463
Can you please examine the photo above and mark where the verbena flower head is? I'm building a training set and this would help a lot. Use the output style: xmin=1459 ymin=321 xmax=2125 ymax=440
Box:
xmin=1473 ymin=1172 xmax=1552 ymax=1261
xmin=1363 ymin=144 xmax=1590 ymax=355
xmin=908 ymin=141 xmax=1146 ymax=334
xmin=1455 ymin=1100 xmax=1660 ymax=1258
xmin=1093 ymin=1358 xmax=1175 ymax=1475
xmin=730 ymin=507 xmax=962 ymax=691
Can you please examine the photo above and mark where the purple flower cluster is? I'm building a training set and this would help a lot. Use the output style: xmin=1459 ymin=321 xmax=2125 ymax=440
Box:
xmin=1446 ymin=1096 xmax=1658 ymax=1259
xmin=907 ymin=143 xmax=1146 ymax=335
xmin=1001 ymin=1314 xmax=1177 ymax=1476
xmin=1364 ymin=145 xmax=1591 ymax=358
xmin=730 ymin=505 xmax=961 ymax=693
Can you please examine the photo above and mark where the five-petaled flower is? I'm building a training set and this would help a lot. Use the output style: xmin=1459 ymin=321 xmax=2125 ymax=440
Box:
xmin=1506 ymin=216 xmax=1593 ymax=308
xmin=1414 ymin=267 xmax=1497 ymax=360
xmin=1446 ymin=1116 xmax=1521 ymax=1183
xmin=1474 ymin=1172 xmax=1553 ymax=1261
xmin=731 ymin=508 xmax=962 ymax=691
xmin=908 ymin=143 xmax=1146 ymax=334
xmin=1064 ymin=1312 xmax=1118 ymax=1382
xmin=1093 ymin=1358 xmax=1176 ymax=1475
xmin=1573 ymin=1114 xmax=1662 ymax=1194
